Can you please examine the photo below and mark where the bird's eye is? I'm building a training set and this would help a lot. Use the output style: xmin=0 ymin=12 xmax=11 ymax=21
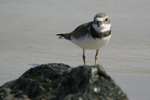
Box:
xmin=105 ymin=18 xmax=108 ymax=21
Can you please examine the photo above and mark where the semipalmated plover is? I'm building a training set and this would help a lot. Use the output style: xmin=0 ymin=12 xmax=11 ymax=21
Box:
xmin=57 ymin=13 xmax=111 ymax=65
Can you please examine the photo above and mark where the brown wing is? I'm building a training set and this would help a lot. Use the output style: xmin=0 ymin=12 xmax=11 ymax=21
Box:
xmin=71 ymin=21 xmax=93 ymax=39
xmin=56 ymin=21 xmax=93 ymax=40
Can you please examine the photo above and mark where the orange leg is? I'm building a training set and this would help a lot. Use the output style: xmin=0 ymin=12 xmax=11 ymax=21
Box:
xmin=95 ymin=49 xmax=99 ymax=65
xmin=82 ymin=49 xmax=86 ymax=65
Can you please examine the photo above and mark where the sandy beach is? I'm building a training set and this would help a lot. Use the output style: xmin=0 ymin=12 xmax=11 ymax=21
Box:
xmin=0 ymin=0 xmax=150 ymax=99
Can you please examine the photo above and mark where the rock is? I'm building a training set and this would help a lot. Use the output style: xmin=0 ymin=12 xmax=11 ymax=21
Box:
xmin=0 ymin=63 xmax=128 ymax=100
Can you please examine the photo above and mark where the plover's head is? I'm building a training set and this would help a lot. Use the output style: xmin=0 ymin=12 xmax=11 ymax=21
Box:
xmin=92 ymin=13 xmax=111 ymax=32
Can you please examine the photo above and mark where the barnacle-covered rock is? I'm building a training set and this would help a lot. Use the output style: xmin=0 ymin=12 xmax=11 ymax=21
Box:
xmin=0 ymin=63 xmax=128 ymax=100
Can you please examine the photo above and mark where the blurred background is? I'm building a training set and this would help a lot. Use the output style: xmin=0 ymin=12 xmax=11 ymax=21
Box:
xmin=0 ymin=0 xmax=150 ymax=99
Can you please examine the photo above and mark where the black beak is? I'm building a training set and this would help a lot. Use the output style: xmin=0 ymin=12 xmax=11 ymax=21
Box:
xmin=97 ymin=21 xmax=102 ymax=27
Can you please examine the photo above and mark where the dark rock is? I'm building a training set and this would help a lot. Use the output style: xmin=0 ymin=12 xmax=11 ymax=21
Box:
xmin=0 ymin=63 xmax=129 ymax=100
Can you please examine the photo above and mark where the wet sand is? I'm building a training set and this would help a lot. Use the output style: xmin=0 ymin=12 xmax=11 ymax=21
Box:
xmin=0 ymin=0 xmax=150 ymax=99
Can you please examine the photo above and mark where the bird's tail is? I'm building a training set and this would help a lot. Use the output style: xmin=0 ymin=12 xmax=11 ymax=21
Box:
xmin=56 ymin=34 xmax=65 ymax=39
xmin=56 ymin=33 xmax=71 ymax=40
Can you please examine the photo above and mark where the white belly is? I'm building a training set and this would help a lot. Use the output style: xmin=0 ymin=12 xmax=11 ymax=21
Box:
xmin=71 ymin=34 xmax=111 ymax=49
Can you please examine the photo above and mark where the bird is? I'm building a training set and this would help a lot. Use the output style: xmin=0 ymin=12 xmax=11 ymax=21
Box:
xmin=56 ymin=13 xmax=111 ymax=65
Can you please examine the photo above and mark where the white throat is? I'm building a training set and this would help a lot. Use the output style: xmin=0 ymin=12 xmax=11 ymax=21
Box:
xmin=92 ymin=23 xmax=111 ymax=32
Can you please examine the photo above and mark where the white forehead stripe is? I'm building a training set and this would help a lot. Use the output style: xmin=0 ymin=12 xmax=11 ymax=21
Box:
xmin=95 ymin=16 xmax=108 ymax=21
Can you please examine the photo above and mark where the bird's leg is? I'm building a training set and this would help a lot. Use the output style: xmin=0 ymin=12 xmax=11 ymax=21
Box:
xmin=82 ymin=49 xmax=86 ymax=65
xmin=95 ymin=49 xmax=99 ymax=65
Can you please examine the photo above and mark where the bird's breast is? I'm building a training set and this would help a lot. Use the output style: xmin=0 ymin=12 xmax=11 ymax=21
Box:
xmin=71 ymin=33 xmax=111 ymax=49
